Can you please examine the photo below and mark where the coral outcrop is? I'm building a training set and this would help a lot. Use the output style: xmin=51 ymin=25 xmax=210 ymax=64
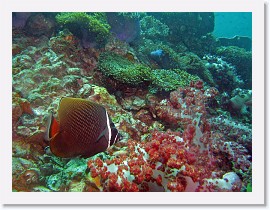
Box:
xmin=56 ymin=12 xmax=111 ymax=47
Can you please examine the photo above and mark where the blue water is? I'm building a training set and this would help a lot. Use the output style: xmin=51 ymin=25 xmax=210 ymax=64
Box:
xmin=213 ymin=12 xmax=252 ymax=38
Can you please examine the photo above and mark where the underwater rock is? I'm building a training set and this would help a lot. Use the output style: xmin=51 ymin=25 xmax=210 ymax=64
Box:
xmin=12 ymin=54 xmax=34 ymax=74
xmin=41 ymin=157 xmax=90 ymax=192
xmin=120 ymin=96 xmax=146 ymax=111
xmin=24 ymin=13 xmax=55 ymax=37
xmin=219 ymin=88 xmax=252 ymax=123
xmin=12 ymin=12 xmax=32 ymax=29
xmin=48 ymin=30 xmax=81 ymax=55
xmin=203 ymin=54 xmax=244 ymax=93
xmin=12 ymin=44 xmax=22 ymax=56
xmin=134 ymin=109 xmax=154 ymax=126
xmin=229 ymin=93 xmax=251 ymax=115
xmin=105 ymin=36 xmax=136 ymax=58
xmin=13 ymin=169 xmax=40 ymax=192
xmin=140 ymin=15 xmax=169 ymax=40
xmin=178 ymin=53 xmax=214 ymax=84
xmin=208 ymin=116 xmax=252 ymax=168
xmin=87 ymin=85 xmax=121 ymax=112
xmin=68 ymin=180 xmax=87 ymax=192
xmin=32 ymin=186 xmax=52 ymax=192
xmin=12 ymin=92 xmax=36 ymax=137
xmin=46 ymin=173 xmax=65 ymax=191
xmin=216 ymin=46 xmax=252 ymax=89
xmin=107 ymin=12 xmax=141 ymax=43
xmin=150 ymin=12 xmax=215 ymax=54
xmin=218 ymin=36 xmax=252 ymax=51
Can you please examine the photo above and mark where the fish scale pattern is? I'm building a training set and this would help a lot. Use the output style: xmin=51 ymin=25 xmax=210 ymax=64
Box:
xmin=53 ymin=98 xmax=109 ymax=157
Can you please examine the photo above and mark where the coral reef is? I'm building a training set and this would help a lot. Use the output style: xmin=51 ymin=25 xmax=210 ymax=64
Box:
xmin=150 ymin=69 xmax=200 ymax=93
xmin=220 ymin=88 xmax=252 ymax=124
xmin=140 ymin=15 xmax=170 ymax=39
xmin=12 ymin=12 xmax=252 ymax=192
xmin=216 ymin=46 xmax=252 ymax=89
xmin=98 ymin=51 xmax=152 ymax=85
xmin=150 ymin=12 xmax=217 ymax=55
xmin=55 ymin=12 xmax=111 ymax=47
xmin=87 ymin=114 xmax=246 ymax=192
xmin=203 ymin=54 xmax=244 ymax=93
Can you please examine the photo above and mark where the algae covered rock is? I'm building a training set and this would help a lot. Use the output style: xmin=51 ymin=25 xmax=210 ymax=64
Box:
xmin=150 ymin=12 xmax=216 ymax=55
xmin=55 ymin=12 xmax=111 ymax=46
xmin=140 ymin=15 xmax=170 ymax=39
xmin=98 ymin=52 xmax=152 ymax=85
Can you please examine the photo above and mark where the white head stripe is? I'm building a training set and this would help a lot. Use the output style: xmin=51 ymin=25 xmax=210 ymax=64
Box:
xmin=44 ymin=112 xmax=53 ymax=141
xmin=105 ymin=110 xmax=112 ymax=149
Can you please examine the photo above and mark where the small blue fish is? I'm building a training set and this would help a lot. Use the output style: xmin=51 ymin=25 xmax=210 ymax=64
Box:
xmin=150 ymin=49 xmax=164 ymax=58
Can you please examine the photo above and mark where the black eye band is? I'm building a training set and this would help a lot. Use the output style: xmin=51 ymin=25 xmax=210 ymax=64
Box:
xmin=110 ymin=127 xmax=120 ymax=146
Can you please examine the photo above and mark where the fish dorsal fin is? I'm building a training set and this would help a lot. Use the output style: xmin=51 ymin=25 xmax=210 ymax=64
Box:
xmin=45 ymin=112 xmax=59 ymax=141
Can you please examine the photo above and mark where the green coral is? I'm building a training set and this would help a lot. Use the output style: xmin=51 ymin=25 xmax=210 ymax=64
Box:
xmin=137 ymin=39 xmax=186 ymax=69
xmin=98 ymin=52 xmax=152 ymax=85
xmin=55 ymin=12 xmax=111 ymax=44
xmin=150 ymin=69 xmax=200 ymax=93
xmin=178 ymin=53 xmax=215 ymax=85
xmin=98 ymin=52 xmax=200 ymax=92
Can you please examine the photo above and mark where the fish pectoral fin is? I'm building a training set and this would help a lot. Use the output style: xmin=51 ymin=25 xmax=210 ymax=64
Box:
xmin=95 ymin=126 xmax=109 ymax=143
xmin=45 ymin=112 xmax=59 ymax=141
